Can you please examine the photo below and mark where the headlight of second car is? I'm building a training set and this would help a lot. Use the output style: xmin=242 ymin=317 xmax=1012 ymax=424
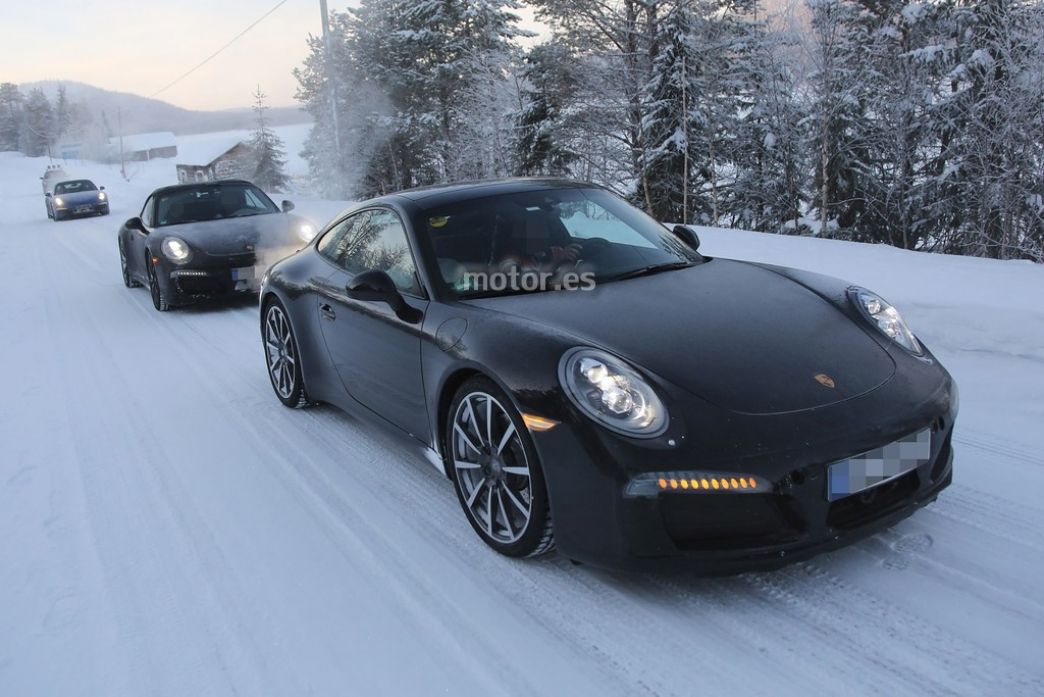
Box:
xmin=559 ymin=347 xmax=668 ymax=437
xmin=161 ymin=237 xmax=192 ymax=263
xmin=849 ymin=287 xmax=922 ymax=354
xmin=296 ymin=222 xmax=317 ymax=243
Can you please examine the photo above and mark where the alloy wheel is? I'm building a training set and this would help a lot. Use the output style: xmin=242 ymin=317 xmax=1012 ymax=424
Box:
xmin=451 ymin=392 xmax=533 ymax=544
xmin=265 ymin=305 xmax=297 ymax=399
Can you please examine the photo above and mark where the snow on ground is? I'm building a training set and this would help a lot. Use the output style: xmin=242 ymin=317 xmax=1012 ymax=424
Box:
xmin=1 ymin=151 xmax=1042 ymax=696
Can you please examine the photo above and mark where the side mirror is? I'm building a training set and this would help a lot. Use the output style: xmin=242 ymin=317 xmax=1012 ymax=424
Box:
xmin=672 ymin=224 xmax=700 ymax=252
xmin=100 ymin=186 xmax=106 ymax=191
xmin=346 ymin=270 xmax=422 ymax=323
xmin=44 ymin=192 xmax=52 ymax=198
xmin=125 ymin=217 xmax=147 ymax=234
xmin=281 ymin=200 xmax=295 ymax=213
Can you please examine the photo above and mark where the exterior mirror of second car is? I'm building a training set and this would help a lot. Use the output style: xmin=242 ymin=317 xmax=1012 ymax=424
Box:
xmin=347 ymin=270 xmax=422 ymax=324
xmin=100 ymin=186 xmax=105 ymax=191
xmin=125 ymin=217 xmax=147 ymax=234
xmin=44 ymin=192 xmax=52 ymax=198
xmin=672 ymin=224 xmax=701 ymax=252
xmin=281 ymin=200 xmax=295 ymax=213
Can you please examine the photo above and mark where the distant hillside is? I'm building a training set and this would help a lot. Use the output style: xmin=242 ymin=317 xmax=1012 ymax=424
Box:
xmin=20 ymin=81 xmax=310 ymax=136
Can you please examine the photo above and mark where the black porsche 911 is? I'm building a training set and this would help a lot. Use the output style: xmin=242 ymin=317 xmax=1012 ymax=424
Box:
xmin=118 ymin=180 xmax=317 ymax=311
xmin=258 ymin=179 xmax=957 ymax=572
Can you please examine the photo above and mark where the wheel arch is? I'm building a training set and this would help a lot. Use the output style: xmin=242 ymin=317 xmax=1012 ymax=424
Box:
xmin=435 ymin=367 xmax=484 ymax=479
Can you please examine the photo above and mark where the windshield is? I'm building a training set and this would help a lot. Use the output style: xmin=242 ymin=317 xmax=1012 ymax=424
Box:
xmin=154 ymin=182 xmax=278 ymax=227
xmin=54 ymin=180 xmax=97 ymax=194
xmin=416 ymin=187 xmax=701 ymax=298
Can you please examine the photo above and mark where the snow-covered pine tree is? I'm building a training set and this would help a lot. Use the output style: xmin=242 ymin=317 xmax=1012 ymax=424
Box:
xmin=19 ymin=88 xmax=54 ymax=158
xmin=935 ymin=0 xmax=1044 ymax=260
xmin=726 ymin=5 xmax=808 ymax=234
xmin=639 ymin=3 xmax=704 ymax=223
xmin=514 ymin=43 xmax=581 ymax=177
xmin=0 ymin=83 xmax=22 ymax=152
xmin=249 ymin=86 xmax=290 ymax=193
xmin=529 ymin=0 xmax=664 ymax=205
xmin=294 ymin=10 xmax=357 ymax=198
xmin=836 ymin=0 xmax=955 ymax=250
xmin=54 ymin=84 xmax=70 ymax=143
xmin=296 ymin=0 xmax=524 ymax=198
xmin=805 ymin=0 xmax=874 ymax=238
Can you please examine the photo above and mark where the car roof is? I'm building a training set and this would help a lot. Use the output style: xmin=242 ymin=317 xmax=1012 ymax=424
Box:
xmin=150 ymin=179 xmax=256 ymax=197
xmin=379 ymin=178 xmax=603 ymax=210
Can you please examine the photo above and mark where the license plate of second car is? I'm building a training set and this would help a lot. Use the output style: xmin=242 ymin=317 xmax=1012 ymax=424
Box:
xmin=231 ymin=266 xmax=254 ymax=281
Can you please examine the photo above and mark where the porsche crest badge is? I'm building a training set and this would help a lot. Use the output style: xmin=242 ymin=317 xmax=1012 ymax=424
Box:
xmin=814 ymin=373 xmax=836 ymax=389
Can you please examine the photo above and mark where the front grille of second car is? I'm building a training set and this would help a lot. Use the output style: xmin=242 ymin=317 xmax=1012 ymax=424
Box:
xmin=205 ymin=251 xmax=256 ymax=267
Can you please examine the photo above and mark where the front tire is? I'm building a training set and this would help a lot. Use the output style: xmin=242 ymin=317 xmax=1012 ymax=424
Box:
xmin=147 ymin=255 xmax=170 ymax=311
xmin=262 ymin=299 xmax=311 ymax=408
xmin=447 ymin=377 xmax=555 ymax=558
xmin=119 ymin=239 xmax=141 ymax=288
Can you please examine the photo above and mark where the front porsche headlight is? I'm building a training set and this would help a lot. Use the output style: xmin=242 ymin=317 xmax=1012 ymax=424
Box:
xmin=850 ymin=287 xmax=921 ymax=354
xmin=296 ymin=222 xmax=317 ymax=243
xmin=161 ymin=237 xmax=192 ymax=263
xmin=98 ymin=192 xmax=107 ymax=201
xmin=559 ymin=347 xmax=668 ymax=437
xmin=54 ymin=196 xmax=65 ymax=207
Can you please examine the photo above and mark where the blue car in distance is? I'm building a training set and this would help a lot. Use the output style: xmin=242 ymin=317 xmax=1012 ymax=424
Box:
xmin=46 ymin=179 xmax=110 ymax=221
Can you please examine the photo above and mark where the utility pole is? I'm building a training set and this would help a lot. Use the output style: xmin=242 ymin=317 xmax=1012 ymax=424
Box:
xmin=117 ymin=106 xmax=126 ymax=180
xmin=319 ymin=0 xmax=342 ymax=158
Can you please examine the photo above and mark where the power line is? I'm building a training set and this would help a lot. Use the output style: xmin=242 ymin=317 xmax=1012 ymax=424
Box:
xmin=150 ymin=0 xmax=290 ymax=98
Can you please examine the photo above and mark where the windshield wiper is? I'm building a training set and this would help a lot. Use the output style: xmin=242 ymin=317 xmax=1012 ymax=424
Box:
xmin=602 ymin=261 xmax=694 ymax=283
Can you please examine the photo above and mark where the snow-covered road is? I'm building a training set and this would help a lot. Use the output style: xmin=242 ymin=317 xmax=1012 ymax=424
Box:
xmin=2 ymin=153 xmax=1043 ymax=696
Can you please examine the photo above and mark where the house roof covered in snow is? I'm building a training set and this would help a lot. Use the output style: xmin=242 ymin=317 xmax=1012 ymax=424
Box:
xmin=175 ymin=132 xmax=252 ymax=167
xmin=108 ymin=131 xmax=176 ymax=153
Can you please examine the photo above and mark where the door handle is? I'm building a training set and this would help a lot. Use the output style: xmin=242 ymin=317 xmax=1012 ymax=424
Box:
xmin=320 ymin=303 xmax=336 ymax=320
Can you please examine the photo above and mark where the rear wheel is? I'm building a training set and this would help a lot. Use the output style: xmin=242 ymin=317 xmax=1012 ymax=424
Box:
xmin=447 ymin=378 xmax=554 ymax=558
xmin=119 ymin=239 xmax=141 ymax=288
xmin=263 ymin=299 xmax=311 ymax=408
xmin=147 ymin=255 xmax=170 ymax=311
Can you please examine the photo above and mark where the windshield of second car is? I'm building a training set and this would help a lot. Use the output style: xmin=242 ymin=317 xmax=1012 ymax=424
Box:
xmin=54 ymin=180 xmax=97 ymax=194
xmin=154 ymin=183 xmax=278 ymax=226
xmin=418 ymin=187 xmax=701 ymax=298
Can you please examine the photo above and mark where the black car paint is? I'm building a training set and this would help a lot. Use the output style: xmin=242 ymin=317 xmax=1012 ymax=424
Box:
xmin=261 ymin=179 xmax=956 ymax=572
xmin=119 ymin=180 xmax=309 ymax=307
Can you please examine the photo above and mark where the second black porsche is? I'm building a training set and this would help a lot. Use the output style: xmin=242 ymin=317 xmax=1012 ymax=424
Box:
xmin=258 ymin=179 xmax=957 ymax=573
xmin=118 ymin=180 xmax=316 ymax=311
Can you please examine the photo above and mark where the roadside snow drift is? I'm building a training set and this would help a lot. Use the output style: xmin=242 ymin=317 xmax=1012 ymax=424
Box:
xmin=1 ymin=152 xmax=1042 ymax=696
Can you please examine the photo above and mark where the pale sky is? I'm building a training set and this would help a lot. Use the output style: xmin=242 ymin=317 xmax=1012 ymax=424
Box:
xmin=0 ymin=0 xmax=544 ymax=112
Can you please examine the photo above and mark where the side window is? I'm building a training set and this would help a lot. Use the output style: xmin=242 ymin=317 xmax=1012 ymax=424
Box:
xmin=140 ymin=196 xmax=155 ymax=227
xmin=317 ymin=215 xmax=357 ymax=263
xmin=321 ymin=209 xmax=420 ymax=295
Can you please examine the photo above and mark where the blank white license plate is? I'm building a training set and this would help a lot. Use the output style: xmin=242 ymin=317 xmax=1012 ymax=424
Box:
xmin=231 ymin=266 xmax=254 ymax=281
xmin=827 ymin=429 xmax=932 ymax=501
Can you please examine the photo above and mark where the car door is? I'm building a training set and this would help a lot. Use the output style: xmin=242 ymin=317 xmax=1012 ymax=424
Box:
xmin=126 ymin=195 xmax=155 ymax=281
xmin=314 ymin=207 xmax=431 ymax=443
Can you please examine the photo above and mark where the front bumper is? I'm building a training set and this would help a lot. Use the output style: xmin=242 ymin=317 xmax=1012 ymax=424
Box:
xmin=162 ymin=248 xmax=295 ymax=302
xmin=55 ymin=202 xmax=109 ymax=217
xmin=530 ymin=372 xmax=957 ymax=574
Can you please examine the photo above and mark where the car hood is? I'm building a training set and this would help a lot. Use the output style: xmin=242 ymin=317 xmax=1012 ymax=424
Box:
xmin=56 ymin=191 xmax=103 ymax=205
xmin=465 ymin=259 xmax=897 ymax=415
xmin=157 ymin=213 xmax=301 ymax=254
